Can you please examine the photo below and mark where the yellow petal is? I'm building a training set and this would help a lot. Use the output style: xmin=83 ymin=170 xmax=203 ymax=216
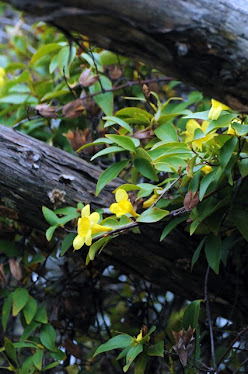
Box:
xmin=143 ymin=194 xmax=157 ymax=208
xmin=92 ymin=224 xmax=113 ymax=234
xmin=185 ymin=120 xmax=201 ymax=142
xmin=81 ymin=204 xmax=90 ymax=217
xmin=90 ymin=212 xmax=100 ymax=224
xmin=85 ymin=230 xmax=92 ymax=246
xmin=227 ymin=125 xmax=236 ymax=135
xmin=208 ymin=99 xmax=230 ymax=120
xmin=78 ymin=217 xmax=90 ymax=236
xmin=73 ymin=235 xmax=85 ymax=250
xmin=202 ymin=121 xmax=210 ymax=132
xmin=201 ymin=165 xmax=213 ymax=174
xmin=109 ymin=202 xmax=122 ymax=216
xmin=115 ymin=189 xmax=128 ymax=202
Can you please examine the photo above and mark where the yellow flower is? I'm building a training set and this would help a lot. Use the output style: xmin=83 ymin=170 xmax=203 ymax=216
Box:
xmin=0 ymin=67 xmax=5 ymax=88
xmin=109 ymin=189 xmax=138 ymax=218
xmin=201 ymin=165 xmax=213 ymax=174
xmin=143 ymin=194 xmax=157 ymax=208
xmin=73 ymin=204 xmax=112 ymax=250
xmin=134 ymin=330 xmax=143 ymax=344
xmin=227 ymin=125 xmax=236 ymax=135
xmin=208 ymin=99 xmax=230 ymax=120
xmin=184 ymin=119 xmax=215 ymax=151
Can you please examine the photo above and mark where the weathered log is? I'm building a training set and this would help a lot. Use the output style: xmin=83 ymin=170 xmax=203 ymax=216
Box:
xmin=4 ymin=0 xmax=248 ymax=110
xmin=0 ymin=125 xmax=247 ymax=324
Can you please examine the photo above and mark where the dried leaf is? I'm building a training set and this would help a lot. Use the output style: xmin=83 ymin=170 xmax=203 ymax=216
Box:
xmin=108 ymin=65 xmax=122 ymax=80
xmin=9 ymin=259 xmax=22 ymax=281
xmin=62 ymin=99 xmax=84 ymax=119
xmin=35 ymin=104 xmax=58 ymax=118
xmin=79 ymin=68 xmax=99 ymax=87
xmin=0 ymin=263 xmax=7 ymax=284
xmin=184 ymin=190 xmax=199 ymax=210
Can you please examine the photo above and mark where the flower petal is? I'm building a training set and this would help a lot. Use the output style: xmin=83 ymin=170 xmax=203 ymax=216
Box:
xmin=109 ymin=202 xmax=122 ymax=215
xmin=92 ymin=224 xmax=112 ymax=234
xmin=115 ymin=189 xmax=128 ymax=202
xmin=73 ymin=235 xmax=85 ymax=250
xmin=81 ymin=204 xmax=90 ymax=217
xmin=78 ymin=217 xmax=90 ymax=236
xmin=90 ymin=212 xmax=100 ymax=224
xmin=85 ymin=230 xmax=92 ymax=246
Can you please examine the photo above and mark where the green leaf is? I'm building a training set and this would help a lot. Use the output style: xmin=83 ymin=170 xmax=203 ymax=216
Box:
xmin=182 ymin=300 xmax=202 ymax=329
xmin=117 ymin=345 xmax=133 ymax=360
xmin=12 ymin=288 xmax=29 ymax=316
xmin=50 ymin=348 xmax=66 ymax=361
xmin=49 ymin=54 xmax=58 ymax=74
xmin=106 ymin=134 xmax=136 ymax=152
xmin=103 ymin=116 xmax=133 ymax=133
xmin=58 ymin=46 xmax=76 ymax=78
xmin=91 ymin=146 xmax=125 ymax=161
xmin=206 ymin=114 xmax=238 ymax=133
xmin=42 ymin=361 xmax=60 ymax=371
xmin=134 ymin=158 xmax=159 ymax=181
xmin=231 ymin=207 xmax=248 ymax=241
xmin=134 ymin=353 xmax=148 ymax=374
xmin=93 ymin=334 xmax=133 ymax=357
xmin=191 ymin=238 xmax=205 ymax=270
xmin=42 ymin=206 xmax=59 ymax=226
xmin=205 ymin=235 xmax=222 ymax=274
xmin=239 ymin=158 xmax=248 ymax=178
xmin=139 ymin=326 xmax=156 ymax=344
xmin=30 ymin=43 xmax=62 ymax=64
xmin=21 ymin=321 xmax=40 ymax=341
xmin=33 ymin=350 xmax=44 ymax=370
xmin=231 ymin=122 xmax=248 ymax=136
xmin=199 ymin=170 xmax=216 ymax=201
xmin=89 ymin=75 xmax=113 ymax=115
xmin=60 ymin=233 xmax=76 ymax=256
xmin=40 ymin=324 xmax=56 ymax=351
xmin=34 ymin=304 xmax=48 ymax=324
xmin=81 ymin=52 xmax=103 ymax=71
xmin=96 ymin=160 xmax=129 ymax=196
xmin=146 ymin=341 xmax=164 ymax=357
xmin=124 ymin=344 xmax=143 ymax=372
xmin=137 ymin=208 xmax=169 ymax=223
xmin=2 ymin=293 xmax=12 ymax=331
xmin=23 ymin=296 xmax=37 ymax=324
xmin=0 ymin=240 xmax=19 ymax=257
xmin=154 ymin=123 xmax=178 ymax=142
xmin=88 ymin=237 xmax=110 ymax=262
xmin=183 ymin=110 xmax=210 ymax=120
xmin=4 ymin=337 xmax=17 ymax=364
xmin=55 ymin=207 xmax=78 ymax=215
xmin=116 ymin=107 xmax=153 ymax=122
xmin=22 ymin=356 xmax=35 ymax=374
xmin=45 ymin=225 xmax=57 ymax=241
xmin=0 ymin=94 xmax=37 ymax=104
xmin=219 ymin=136 xmax=238 ymax=169
xmin=160 ymin=216 xmax=187 ymax=241
xmin=41 ymin=89 xmax=69 ymax=101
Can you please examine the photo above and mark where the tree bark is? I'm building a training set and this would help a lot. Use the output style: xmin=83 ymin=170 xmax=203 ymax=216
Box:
xmin=4 ymin=0 xmax=248 ymax=110
xmin=0 ymin=125 xmax=247 ymax=324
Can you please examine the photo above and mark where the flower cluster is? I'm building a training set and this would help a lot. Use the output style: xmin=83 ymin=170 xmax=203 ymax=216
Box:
xmin=73 ymin=189 xmax=138 ymax=250
xmin=184 ymin=119 xmax=215 ymax=151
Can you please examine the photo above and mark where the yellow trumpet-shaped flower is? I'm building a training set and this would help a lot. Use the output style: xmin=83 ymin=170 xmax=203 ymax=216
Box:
xmin=201 ymin=165 xmax=213 ymax=175
xmin=109 ymin=189 xmax=138 ymax=218
xmin=143 ymin=194 xmax=157 ymax=208
xmin=0 ymin=67 xmax=5 ymax=88
xmin=73 ymin=204 xmax=112 ymax=250
xmin=184 ymin=119 xmax=215 ymax=151
xmin=208 ymin=99 xmax=230 ymax=120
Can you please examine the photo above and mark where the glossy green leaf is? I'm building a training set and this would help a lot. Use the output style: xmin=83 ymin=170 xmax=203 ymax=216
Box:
xmin=219 ymin=136 xmax=237 ymax=169
xmin=182 ymin=300 xmax=202 ymax=329
xmin=116 ymin=107 xmax=153 ymax=121
xmin=231 ymin=122 xmax=248 ymax=136
xmin=40 ymin=324 xmax=56 ymax=351
xmin=239 ymin=158 xmax=248 ymax=177
xmin=89 ymin=75 xmax=113 ymax=115
xmin=137 ymin=208 xmax=169 ymax=223
xmin=91 ymin=146 xmax=124 ymax=161
xmin=22 ymin=356 xmax=35 ymax=374
xmin=146 ymin=341 xmax=164 ymax=357
xmin=4 ymin=337 xmax=17 ymax=364
xmin=33 ymin=350 xmax=44 ymax=370
xmin=94 ymin=334 xmax=133 ymax=357
xmin=30 ymin=43 xmax=62 ymax=64
xmin=58 ymin=46 xmax=76 ymax=78
xmin=81 ymin=52 xmax=103 ymax=71
xmin=191 ymin=238 xmax=205 ymax=270
xmin=34 ymin=304 xmax=48 ymax=324
xmin=2 ymin=294 xmax=12 ymax=332
xmin=199 ymin=170 xmax=216 ymax=201
xmin=124 ymin=344 xmax=143 ymax=372
xmin=106 ymin=134 xmax=136 ymax=152
xmin=206 ymin=114 xmax=237 ymax=133
xmin=21 ymin=321 xmax=40 ymax=341
xmin=88 ymin=237 xmax=110 ymax=262
xmin=154 ymin=122 xmax=178 ymax=142
xmin=205 ymin=234 xmax=222 ymax=274
xmin=103 ymin=116 xmax=132 ymax=133
xmin=160 ymin=216 xmax=187 ymax=241
xmin=96 ymin=160 xmax=129 ymax=196
xmin=231 ymin=207 xmax=248 ymax=241
xmin=60 ymin=233 xmax=76 ymax=256
xmin=42 ymin=207 xmax=59 ymax=226
xmin=45 ymin=225 xmax=57 ymax=241
xmin=12 ymin=288 xmax=29 ymax=316
xmin=134 ymin=158 xmax=159 ymax=181
xmin=23 ymin=296 xmax=37 ymax=324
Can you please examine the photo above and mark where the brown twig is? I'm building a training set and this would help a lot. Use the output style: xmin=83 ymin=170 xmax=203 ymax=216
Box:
xmin=217 ymin=326 xmax=248 ymax=367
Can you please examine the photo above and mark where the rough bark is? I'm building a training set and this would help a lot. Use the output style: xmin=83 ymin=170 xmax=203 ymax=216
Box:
xmin=0 ymin=125 xmax=247 ymax=323
xmin=4 ymin=0 xmax=248 ymax=110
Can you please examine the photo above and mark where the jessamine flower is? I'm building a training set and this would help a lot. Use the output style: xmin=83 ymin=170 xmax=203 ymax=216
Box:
xmin=109 ymin=189 xmax=138 ymax=218
xmin=201 ymin=165 xmax=213 ymax=174
xmin=143 ymin=194 xmax=157 ymax=208
xmin=208 ymin=99 xmax=230 ymax=120
xmin=73 ymin=204 xmax=112 ymax=250
xmin=134 ymin=330 xmax=143 ymax=345
xmin=0 ymin=67 xmax=5 ymax=88
xmin=184 ymin=119 xmax=215 ymax=151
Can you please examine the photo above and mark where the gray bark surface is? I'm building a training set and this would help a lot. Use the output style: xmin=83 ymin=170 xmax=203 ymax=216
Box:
xmin=0 ymin=125 xmax=247 ymax=323
xmin=4 ymin=0 xmax=248 ymax=110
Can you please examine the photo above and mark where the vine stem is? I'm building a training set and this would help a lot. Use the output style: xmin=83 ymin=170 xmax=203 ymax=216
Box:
xmin=204 ymin=266 xmax=218 ymax=373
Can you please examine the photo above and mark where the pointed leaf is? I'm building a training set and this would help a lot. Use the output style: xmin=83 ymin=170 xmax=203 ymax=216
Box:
xmin=89 ymin=75 xmax=113 ymax=115
xmin=40 ymin=324 xmax=56 ymax=351
xmin=134 ymin=158 xmax=159 ymax=181
xmin=106 ymin=134 xmax=136 ymax=152
xmin=2 ymin=293 xmax=12 ymax=331
xmin=94 ymin=334 xmax=133 ymax=357
xmin=42 ymin=207 xmax=59 ymax=226
xmin=23 ymin=296 xmax=37 ymax=324
xmin=146 ymin=341 xmax=164 ymax=357
xmin=124 ymin=344 xmax=143 ymax=372
xmin=12 ymin=288 xmax=29 ymax=316
xmin=30 ymin=43 xmax=62 ymax=64
xmin=137 ymin=208 xmax=169 ymax=223
xmin=33 ymin=350 xmax=44 ymax=370
xmin=96 ymin=160 xmax=129 ymax=196
xmin=205 ymin=235 xmax=222 ymax=274
xmin=182 ymin=300 xmax=202 ymax=329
